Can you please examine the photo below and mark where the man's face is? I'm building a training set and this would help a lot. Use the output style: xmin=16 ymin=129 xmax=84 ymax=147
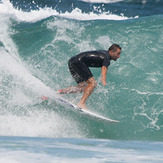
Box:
xmin=110 ymin=48 xmax=121 ymax=61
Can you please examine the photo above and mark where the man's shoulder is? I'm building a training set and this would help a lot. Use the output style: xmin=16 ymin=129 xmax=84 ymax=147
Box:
xmin=83 ymin=50 xmax=108 ymax=54
xmin=98 ymin=50 xmax=109 ymax=54
xmin=96 ymin=50 xmax=110 ymax=58
xmin=77 ymin=50 xmax=109 ymax=59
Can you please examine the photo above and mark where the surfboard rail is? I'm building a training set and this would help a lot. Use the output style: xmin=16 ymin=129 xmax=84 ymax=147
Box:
xmin=50 ymin=95 xmax=120 ymax=123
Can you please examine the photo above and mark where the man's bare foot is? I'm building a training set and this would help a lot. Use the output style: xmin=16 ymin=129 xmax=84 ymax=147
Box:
xmin=78 ymin=102 xmax=87 ymax=109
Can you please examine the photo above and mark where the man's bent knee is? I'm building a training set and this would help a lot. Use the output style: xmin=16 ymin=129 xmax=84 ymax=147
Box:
xmin=87 ymin=77 xmax=97 ymax=88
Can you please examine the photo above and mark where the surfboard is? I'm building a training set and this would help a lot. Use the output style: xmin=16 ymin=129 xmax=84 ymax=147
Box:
xmin=42 ymin=95 xmax=119 ymax=123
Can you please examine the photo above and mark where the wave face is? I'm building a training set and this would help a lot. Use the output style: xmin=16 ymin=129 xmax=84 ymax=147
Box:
xmin=0 ymin=0 xmax=163 ymax=141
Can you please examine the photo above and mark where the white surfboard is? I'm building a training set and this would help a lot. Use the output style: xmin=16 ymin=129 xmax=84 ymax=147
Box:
xmin=44 ymin=95 xmax=119 ymax=123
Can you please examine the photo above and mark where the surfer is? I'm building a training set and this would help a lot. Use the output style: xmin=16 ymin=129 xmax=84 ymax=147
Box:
xmin=58 ymin=44 xmax=121 ymax=109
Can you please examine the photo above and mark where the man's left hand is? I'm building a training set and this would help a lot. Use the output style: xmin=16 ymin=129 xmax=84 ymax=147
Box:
xmin=101 ymin=78 xmax=106 ymax=86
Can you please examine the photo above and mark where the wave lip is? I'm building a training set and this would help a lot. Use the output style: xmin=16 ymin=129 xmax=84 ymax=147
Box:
xmin=60 ymin=8 xmax=130 ymax=20
xmin=0 ymin=0 xmax=132 ymax=22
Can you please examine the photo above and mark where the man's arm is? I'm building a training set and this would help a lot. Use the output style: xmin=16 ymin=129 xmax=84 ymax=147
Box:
xmin=101 ymin=66 xmax=107 ymax=86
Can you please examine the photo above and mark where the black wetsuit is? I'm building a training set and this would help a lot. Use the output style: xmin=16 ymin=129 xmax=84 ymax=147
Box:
xmin=68 ymin=50 xmax=111 ymax=84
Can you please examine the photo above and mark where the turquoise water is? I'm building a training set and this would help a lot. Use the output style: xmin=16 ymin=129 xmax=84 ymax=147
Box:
xmin=0 ymin=0 xmax=163 ymax=162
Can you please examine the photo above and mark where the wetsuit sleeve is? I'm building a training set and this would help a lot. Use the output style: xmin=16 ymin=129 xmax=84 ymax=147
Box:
xmin=102 ymin=56 xmax=110 ymax=68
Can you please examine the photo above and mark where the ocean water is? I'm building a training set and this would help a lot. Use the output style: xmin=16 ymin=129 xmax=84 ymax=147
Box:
xmin=0 ymin=0 xmax=163 ymax=162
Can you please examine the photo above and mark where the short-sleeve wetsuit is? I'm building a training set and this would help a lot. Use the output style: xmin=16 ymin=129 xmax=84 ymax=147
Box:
xmin=68 ymin=50 xmax=111 ymax=84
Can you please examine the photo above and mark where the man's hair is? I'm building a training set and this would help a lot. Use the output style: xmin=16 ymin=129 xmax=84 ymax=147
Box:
xmin=108 ymin=44 xmax=121 ymax=52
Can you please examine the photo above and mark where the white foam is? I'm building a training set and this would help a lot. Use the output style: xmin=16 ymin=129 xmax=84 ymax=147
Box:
xmin=0 ymin=18 xmax=84 ymax=138
xmin=0 ymin=0 xmax=131 ymax=22
xmin=0 ymin=49 xmax=84 ymax=138
xmin=131 ymin=89 xmax=163 ymax=95
xmin=60 ymin=8 xmax=129 ymax=20
xmin=0 ymin=110 xmax=82 ymax=137
xmin=0 ymin=49 xmax=51 ymax=97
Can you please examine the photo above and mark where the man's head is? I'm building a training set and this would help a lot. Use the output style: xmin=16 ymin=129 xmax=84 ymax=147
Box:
xmin=108 ymin=44 xmax=121 ymax=61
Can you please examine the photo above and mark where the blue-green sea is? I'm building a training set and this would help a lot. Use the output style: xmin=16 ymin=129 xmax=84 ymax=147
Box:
xmin=0 ymin=0 xmax=163 ymax=162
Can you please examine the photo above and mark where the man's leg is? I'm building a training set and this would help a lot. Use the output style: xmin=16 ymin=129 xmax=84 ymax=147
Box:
xmin=58 ymin=82 xmax=87 ymax=94
xmin=42 ymin=83 xmax=87 ymax=101
xmin=78 ymin=77 xmax=97 ymax=109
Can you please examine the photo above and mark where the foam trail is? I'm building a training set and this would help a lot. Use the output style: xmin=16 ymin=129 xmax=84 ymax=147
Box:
xmin=131 ymin=89 xmax=163 ymax=95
